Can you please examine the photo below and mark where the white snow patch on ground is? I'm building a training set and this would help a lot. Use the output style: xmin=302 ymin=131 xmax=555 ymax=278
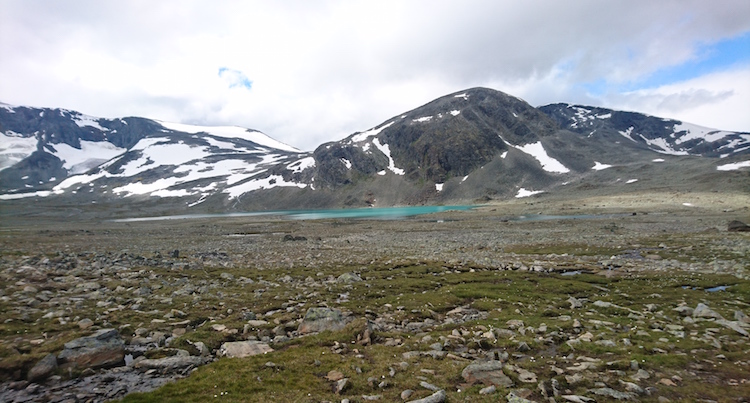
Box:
xmin=205 ymin=137 xmax=243 ymax=151
xmin=287 ymin=156 xmax=316 ymax=173
xmin=72 ymin=114 xmax=108 ymax=131
xmin=435 ymin=183 xmax=444 ymax=192
xmin=158 ymin=121 xmax=300 ymax=152
xmin=592 ymin=161 xmax=612 ymax=171
xmin=461 ymin=175 xmax=469 ymax=182
xmin=224 ymin=174 xmax=307 ymax=198
xmin=450 ymin=110 xmax=461 ymax=116
xmin=46 ymin=140 xmax=126 ymax=174
xmin=652 ymin=158 xmax=665 ymax=162
xmin=340 ymin=158 xmax=352 ymax=169
xmin=596 ymin=113 xmax=612 ymax=119
xmin=0 ymin=190 xmax=52 ymax=200
xmin=683 ymin=203 xmax=693 ymax=207
xmin=516 ymin=188 xmax=544 ymax=198
xmin=377 ymin=170 xmax=386 ymax=176
xmin=500 ymin=151 xmax=508 ymax=159
xmin=372 ymin=138 xmax=405 ymax=175
xmin=717 ymin=160 xmax=750 ymax=171
xmin=673 ymin=122 xmax=733 ymax=144
xmin=351 ymin=121 xmax=394 ymax=142
xmin=626 ymin=179 xmax=638 ymax=184
xmin=516 ymin=142 xmax=570 ymax=173
xmin=413 ymin=116 xmax=433 ymax=123
xmin=0 ymin=131 xmax=38 ymax=171
xmin=151 ymin=189 xmax=192 ymax=198
xmin=454 ymin=93 xmax=469 ymax=100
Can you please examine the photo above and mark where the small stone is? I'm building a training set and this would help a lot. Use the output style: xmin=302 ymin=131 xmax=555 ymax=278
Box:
xmin=658 ymin=378 xmax=677 ymax=387
xmin=327 ymin=370 xmax=345 ymax=381
xmin=335 ymin=378 xmax=349 ymax=394
xmin=406 ymin=390 xmax=446 ymax=403
xmin=479 ymin=385 xmax=496 ymax=395
xmin=78 ymin=318 xmax=94 ymax=330
xmin=401 ymin=389 xmax=414 ymax=400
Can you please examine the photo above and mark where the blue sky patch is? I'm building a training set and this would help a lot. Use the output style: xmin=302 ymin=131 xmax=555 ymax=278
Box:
xmin=581 ymin=31 xmax=750 ymax=96
xmin=218 ymin=67 xmax=253 ymax=90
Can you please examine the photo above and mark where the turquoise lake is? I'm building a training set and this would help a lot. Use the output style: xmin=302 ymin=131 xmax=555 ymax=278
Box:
xmin=113 ymin=205 xmax=477 ymax=222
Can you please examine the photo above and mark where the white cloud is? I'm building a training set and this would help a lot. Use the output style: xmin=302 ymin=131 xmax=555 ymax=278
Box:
xmin=1 ymin=0 xmax=749 ymax=151
xmin=601 ymin=66 xmax=750 ymax=132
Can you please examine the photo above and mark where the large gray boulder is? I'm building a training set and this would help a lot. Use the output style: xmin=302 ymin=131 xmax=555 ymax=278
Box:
xmin=461 ymin=360 xmax=514 ymax=388
xmin=58 ymin=328 xmax=125 ymax=369
xmin=298 ymin=307 xmax=348 ymax=334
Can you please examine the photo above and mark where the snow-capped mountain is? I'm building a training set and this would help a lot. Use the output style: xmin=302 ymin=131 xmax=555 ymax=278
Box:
xmin=538 ymin=103 xmax=750 ymax=158
xmin=1 ymin=88 xmax=748 ymax=214
xmin=0 ymin=104 xmax=315 ymax=206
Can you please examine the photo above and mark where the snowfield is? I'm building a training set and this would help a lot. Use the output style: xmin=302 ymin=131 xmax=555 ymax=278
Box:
xmin=516 ymin=142 xmax=570 ymax=173
xmin=0 ymin=131 xmax=38 ymax=171
xmin=158 ymin=121 xmax=300 ymax=152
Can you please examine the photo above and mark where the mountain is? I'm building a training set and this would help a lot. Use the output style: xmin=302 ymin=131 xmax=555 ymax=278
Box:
xmin=1 ymin=89 xmax=748 ymax=216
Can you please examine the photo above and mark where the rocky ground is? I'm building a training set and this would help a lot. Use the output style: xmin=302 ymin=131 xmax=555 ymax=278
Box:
xmin=0 ymin=191 xmax=749 ymax=402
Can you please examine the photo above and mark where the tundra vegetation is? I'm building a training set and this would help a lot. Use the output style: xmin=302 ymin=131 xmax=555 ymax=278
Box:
xmin=1 ymin=193 xmax=748 ymax=402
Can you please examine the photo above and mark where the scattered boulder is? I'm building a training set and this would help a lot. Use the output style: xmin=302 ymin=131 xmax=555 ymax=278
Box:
xmin=298 ymin=307 xmax=348 ymax=334
xmin=461 ymin=360 xmax=514 ymax=388
xmin=727 ymin=220 xmax=750 ymax=232
xmin=218 ymin=341 xmax=274 ymax=358
xmin=58 ymin=329 xmax=125 ymax=369
xmin=693 ymin=303 xmax=723 ymax=319
xmin=337 ymin=272 xmax=363 ymax=283
xmin=406 ymin=389 xmax=446 ymax=403
xmin=27 ymin=353 xmax=58 ymax=383
xmin=134 ymin=355 xmax=209 ymax=372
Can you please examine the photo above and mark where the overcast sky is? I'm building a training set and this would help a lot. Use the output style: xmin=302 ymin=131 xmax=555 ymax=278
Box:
xmin=1 ymin=0 xmax=749 ymax=151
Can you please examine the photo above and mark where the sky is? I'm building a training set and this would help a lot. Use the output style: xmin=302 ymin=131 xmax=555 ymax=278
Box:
xmin=1 ymin=0 xmax=749 ymax=151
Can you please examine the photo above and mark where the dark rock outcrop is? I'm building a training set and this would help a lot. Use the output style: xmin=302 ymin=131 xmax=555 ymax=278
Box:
xmin=57 ymin=329 xmax=125 ymax=369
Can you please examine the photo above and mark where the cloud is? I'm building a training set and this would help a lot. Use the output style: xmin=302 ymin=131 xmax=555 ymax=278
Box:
xmin=1 ymin=0 xmax=749 ymax=150
xmin=218 ymin=67 xmax=253 ymax=90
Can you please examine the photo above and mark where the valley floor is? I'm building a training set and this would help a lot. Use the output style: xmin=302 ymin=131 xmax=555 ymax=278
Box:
xmin=0 ymin=191 xmax=749 ymax=402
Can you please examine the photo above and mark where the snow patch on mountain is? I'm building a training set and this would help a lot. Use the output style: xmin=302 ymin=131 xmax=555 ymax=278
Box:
xmin=0 ymin=131 xmax=38 ymax=171
xmin=516 ymin=142 xmax=570 ymax=173
xmin=351 ymin=121 xmax=394 ymax=143
xmin=72 ymin=114 xmax=108 ymax=131
xmin=158 ymin=121 xmax=300 ymax=152
xmin=46 ymin=140 xmax=126 ymax=174
xmin=372 ymin=138 xmax=405 ymax=175
xmin=717 ymin=161 xmax=750 ymax=171
xmin=287 ymin=156 xmax=315 ymax=173
xmin=673 ymin=122 xmax=734 ymax=144
xmin=516 ymin=188 xmax=544 ymax=198
xmin=413 ymin=116 xmax=433 ymax=123
xmin=592 ymin=161 xmax=612 ymax=171
xmin=224 ymin=174 xmax=307 ymax=198
xmin=118 ymin=140 xmax=211 ymax=176
xmin=435 ymin=183 xmax=444 ymax=192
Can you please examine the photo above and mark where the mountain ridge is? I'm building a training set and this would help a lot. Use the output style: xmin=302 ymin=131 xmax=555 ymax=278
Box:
xmin=1 ymin=88 xmax=748 ymax=216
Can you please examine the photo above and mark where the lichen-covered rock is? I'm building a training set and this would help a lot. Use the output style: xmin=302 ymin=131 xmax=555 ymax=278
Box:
xmin=461 ymin=360 xmax=514 ymax=388
xmin=219 ymin=341 xmax=274 ymax=358
xmin=298 ymin=307 xmax=348 ymax=334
